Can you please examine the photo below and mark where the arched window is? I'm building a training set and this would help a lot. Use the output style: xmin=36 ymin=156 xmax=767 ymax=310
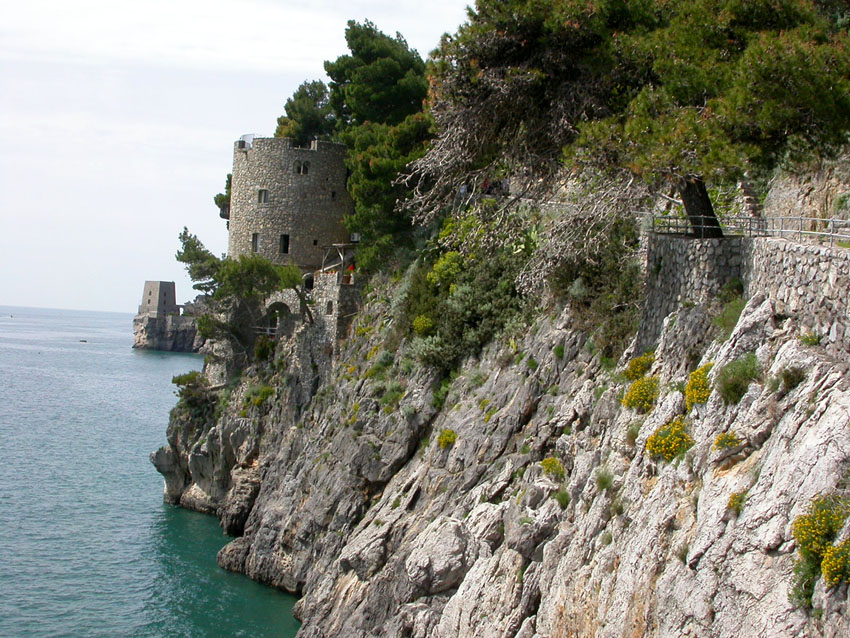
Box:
xmin=302 ymin=161 xmax=310 ymax=175
xmin=293 ymin=160 xmax=302 ymax=174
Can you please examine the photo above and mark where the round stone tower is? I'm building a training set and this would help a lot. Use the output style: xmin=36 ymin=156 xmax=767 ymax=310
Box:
xmin=227 ymin=136 xmax=353 ymax=271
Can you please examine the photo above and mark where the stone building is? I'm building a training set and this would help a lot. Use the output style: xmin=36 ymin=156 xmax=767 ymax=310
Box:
xmin=225 ymin=136 xmax=353 ymax=271
xmin=138 ymin=281 xmax=179 ymax=317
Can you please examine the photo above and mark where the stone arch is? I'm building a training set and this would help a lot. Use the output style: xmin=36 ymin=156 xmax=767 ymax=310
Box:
xmin=266 ymin=301 xmax=295 ymax=338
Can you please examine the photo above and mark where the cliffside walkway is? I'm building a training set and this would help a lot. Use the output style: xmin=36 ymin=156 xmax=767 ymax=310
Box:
xmin=648 ymin=213 xmax=850 ymax=248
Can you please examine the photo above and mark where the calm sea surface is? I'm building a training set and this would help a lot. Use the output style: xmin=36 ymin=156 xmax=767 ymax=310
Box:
xmin=0 ymin=306 xmax=299 ymax=638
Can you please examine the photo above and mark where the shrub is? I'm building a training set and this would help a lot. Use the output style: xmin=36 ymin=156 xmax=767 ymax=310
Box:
xmin=412 ymin=314 xmax=433 ymax=335
xmin=244 ymin=384 xmax=274 ymax=407
xmin=728 ymin=491 xmax=747 ymax=516
xmin=595 ymin=468 xmax=614 ymax=491
xmin=626 ymin=421 xmax=642 ymax=446
xmin=789 ymin=494 xmax=850 ymax=607
xmin=716 ymin=353 xmax=761 ymax=404
xmin=792 ymin=494 xmax=850 ymax=559
xmin=541 ymin=456 xmax=565 ymax=481
xmin=253 ymin=335 xmax=275 ymax=361
xmin=552 ymin=488 xmax=570 ymax=509
xmin=646 ymin=416 xmax=694 ymax=462
xmin=799 ymin=332 xmax=821 ymax=346
xmin=553 ymin=344 xmax=565 ymax=359
xmin=622 ymin=376 xmax=660 ymax=413
xmin=685 ymin=363 xmax=714 ymax=411
xmin=526 ymin=356 xmax=538 ymax=371
xmin=713 ymin=294 xmax=746 ymax=340
xmin=624 ymin=351 xmax=655 ymax=381
xmin=822 ymin=539 xmax=850 ymax=587
xmin=714 ymin=431 xmax=742 ymax=451
xmin=781 ymin=366 xmax=806 ymax=394
xmin=437 ymin=428 xmax=458 ymax=449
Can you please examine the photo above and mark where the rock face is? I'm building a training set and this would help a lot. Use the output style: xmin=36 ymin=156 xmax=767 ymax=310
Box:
xmin=153 ymin=252 xmax=850 ymax=636
xmin=132 ymin=314 xmax=203 ymax=352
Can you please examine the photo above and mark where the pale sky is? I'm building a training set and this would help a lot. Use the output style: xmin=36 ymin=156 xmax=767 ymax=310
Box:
xmin=0 ymin=0 xmax=470 ymax=313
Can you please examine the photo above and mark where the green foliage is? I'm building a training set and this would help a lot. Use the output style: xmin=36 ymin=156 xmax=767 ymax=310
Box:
xmin=213 ymin=173 xmax=231 ymax=215
xmin=822 ymin=539 xmax=850 ymax=588
xmin=685 ymin=363 xmax=714 ymax=411
xmin=781 ymin=366 xmax=806 ymax=394
xmin=541 ymin=456 xmax=565 ymax=481
xmin=244 ymin=384 xmax=274 ymax=408
xmin=274 ymin=80 xmax=335 ymax=147
xmin=553 ymin=344 xmax=565 ymax=359
xmin=253 ymin=335 xmax=274 ymax=362
xmin=412 ymin=314 xmax=433 ymax=336
xmin=437 ymin=428 xmax=458 ymax=449
xmin=790 ymin=493 xmax=850 ymax=606
xmin=426 ymin=251 xmax=463 ymax=288
xmin=341 ymin=112 xmax=434 ymax=271
xmin=552 ymin=488 xmax=570 ymax=510
xmin=799 ymin=332 xmax=821 ymax=346
xmin=714 ymin=431 xmax=742 ymax=451
xmin=380 ymin=381 xmax=406 ymax=411
xmin=401 ymin=230 xmax=531 ymax=373
xmin=431 ymin=372 xmax=458 ymax=410
xmin=172 ymin=370 xmax=214 ymax=421
xmin=526 ymin=357 xmax=539 ymax=372
xmin=792 ymin=494 xmax=850 ymax=560
xmin=622 ymin=376 xmax=660 ymax=413
xmin=713 ymin=296 xmax=746 ymax=340
xmin=624 ymin=351 xmax=655 ymax=381
xmin=595 ymin=468 xmax=614 ymax=491
xmin=646 ymin=416 xmax=694 ymax=462
xmin=626 ymin=421 xmax=642 ymax=447
xmin=214 ymin=255 xmax=290 ymax=301
xmin=550 ymin=219 xmax=643 ymax=361
xmin=325 ymin=20 xmax=427 ymax=129
xmin=716 ymin=353 xmax=761 ymax=404
xmin=728 ymin=491 xmax=747 ymax=516
xmin=176 ymin=227 xmax=222 ymax=295
xmin=414 ymin=0 xmax=850 ymax=232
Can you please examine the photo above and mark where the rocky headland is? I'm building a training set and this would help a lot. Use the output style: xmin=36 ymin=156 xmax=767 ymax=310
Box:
xmin=151 ymin=227 xmax=850 ymax=637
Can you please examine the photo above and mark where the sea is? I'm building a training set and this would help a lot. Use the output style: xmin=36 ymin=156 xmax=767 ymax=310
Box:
xmin=0 ymin=306 xmax=300 ymax=638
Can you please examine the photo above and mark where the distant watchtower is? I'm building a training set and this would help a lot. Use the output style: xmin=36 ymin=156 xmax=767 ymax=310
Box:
xmin=225 ymin=136 xmax=353 ymax=271
xmin=138 ymin=281 xmax=179 ymax=317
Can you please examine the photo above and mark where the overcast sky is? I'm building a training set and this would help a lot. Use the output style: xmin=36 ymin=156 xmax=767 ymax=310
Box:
xmin=0 ymin=0 xmax=470 ymax=313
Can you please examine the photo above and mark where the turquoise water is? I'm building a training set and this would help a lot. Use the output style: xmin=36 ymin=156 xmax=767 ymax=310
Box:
xmin=0 ymin=307 xmax=299 ymax=638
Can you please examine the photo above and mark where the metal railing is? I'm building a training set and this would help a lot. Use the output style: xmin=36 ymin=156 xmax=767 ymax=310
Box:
xmin=649 ymin=214 xmax=850 ymax=247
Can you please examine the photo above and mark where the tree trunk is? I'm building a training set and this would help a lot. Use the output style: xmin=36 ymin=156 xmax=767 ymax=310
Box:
xmin=678 ymin=176 xmax=723 ymax=238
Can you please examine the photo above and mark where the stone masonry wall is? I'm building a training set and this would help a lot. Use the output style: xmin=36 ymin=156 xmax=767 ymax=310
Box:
xmin=639 ymin=235 xmax=745 ymax=351
xmin=228 ymin=138 xmax=353 ymax=271
xmin=742 ymin=238 xmax=850 ymax=350
xmin=639 ymin=234 xmax=850 ymax=355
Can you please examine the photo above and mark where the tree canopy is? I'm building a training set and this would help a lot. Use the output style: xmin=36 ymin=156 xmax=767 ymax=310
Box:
xmin=325 ymin=20 xmax=428 ymax=129
xmin=407 ymin=0 xmax=850 ymax=233
xmin=274 ymin=80 xmax=335 ymax=147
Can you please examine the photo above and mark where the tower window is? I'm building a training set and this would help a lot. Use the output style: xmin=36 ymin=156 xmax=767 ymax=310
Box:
xmin=331 ymin=190 xmax=336 ymax=199
xmin=251 ymin=233 xmax=259 ymax=253
xmin=258 ymin=189 xmax=269 ymax=204
xmin=293 ymin=161 xmax=302 ymax=174
xmin=280 ymin=234 xmax=290 ymax=254
xmin=313 ymin=239 xmax=318 ymax=246
xmin=302 ymin=161 xmax=310 ymax=175
xmin=326 ymin=301 xmax=333 ymax=315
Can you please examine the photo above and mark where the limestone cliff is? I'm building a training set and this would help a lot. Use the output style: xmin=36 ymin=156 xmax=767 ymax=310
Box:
xmin=133 ymin=314 xmax=203 ymax=352
xmin=152 ymin=230 xmax=850 ymax=637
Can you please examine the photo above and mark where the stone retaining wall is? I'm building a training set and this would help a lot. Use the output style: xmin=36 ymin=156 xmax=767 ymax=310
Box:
xmin=639 ymin=234 xmax=850 ymax=354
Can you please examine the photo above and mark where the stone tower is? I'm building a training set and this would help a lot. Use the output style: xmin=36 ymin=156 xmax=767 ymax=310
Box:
xmin=138 ymin=281 xmax=179 ymax=317
xmin=226 ymin=136 xmax=353 ymax=271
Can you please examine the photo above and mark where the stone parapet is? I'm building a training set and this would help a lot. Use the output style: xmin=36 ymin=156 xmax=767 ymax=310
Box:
xmin=639 ymin=234 xmax=850 ymax=355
